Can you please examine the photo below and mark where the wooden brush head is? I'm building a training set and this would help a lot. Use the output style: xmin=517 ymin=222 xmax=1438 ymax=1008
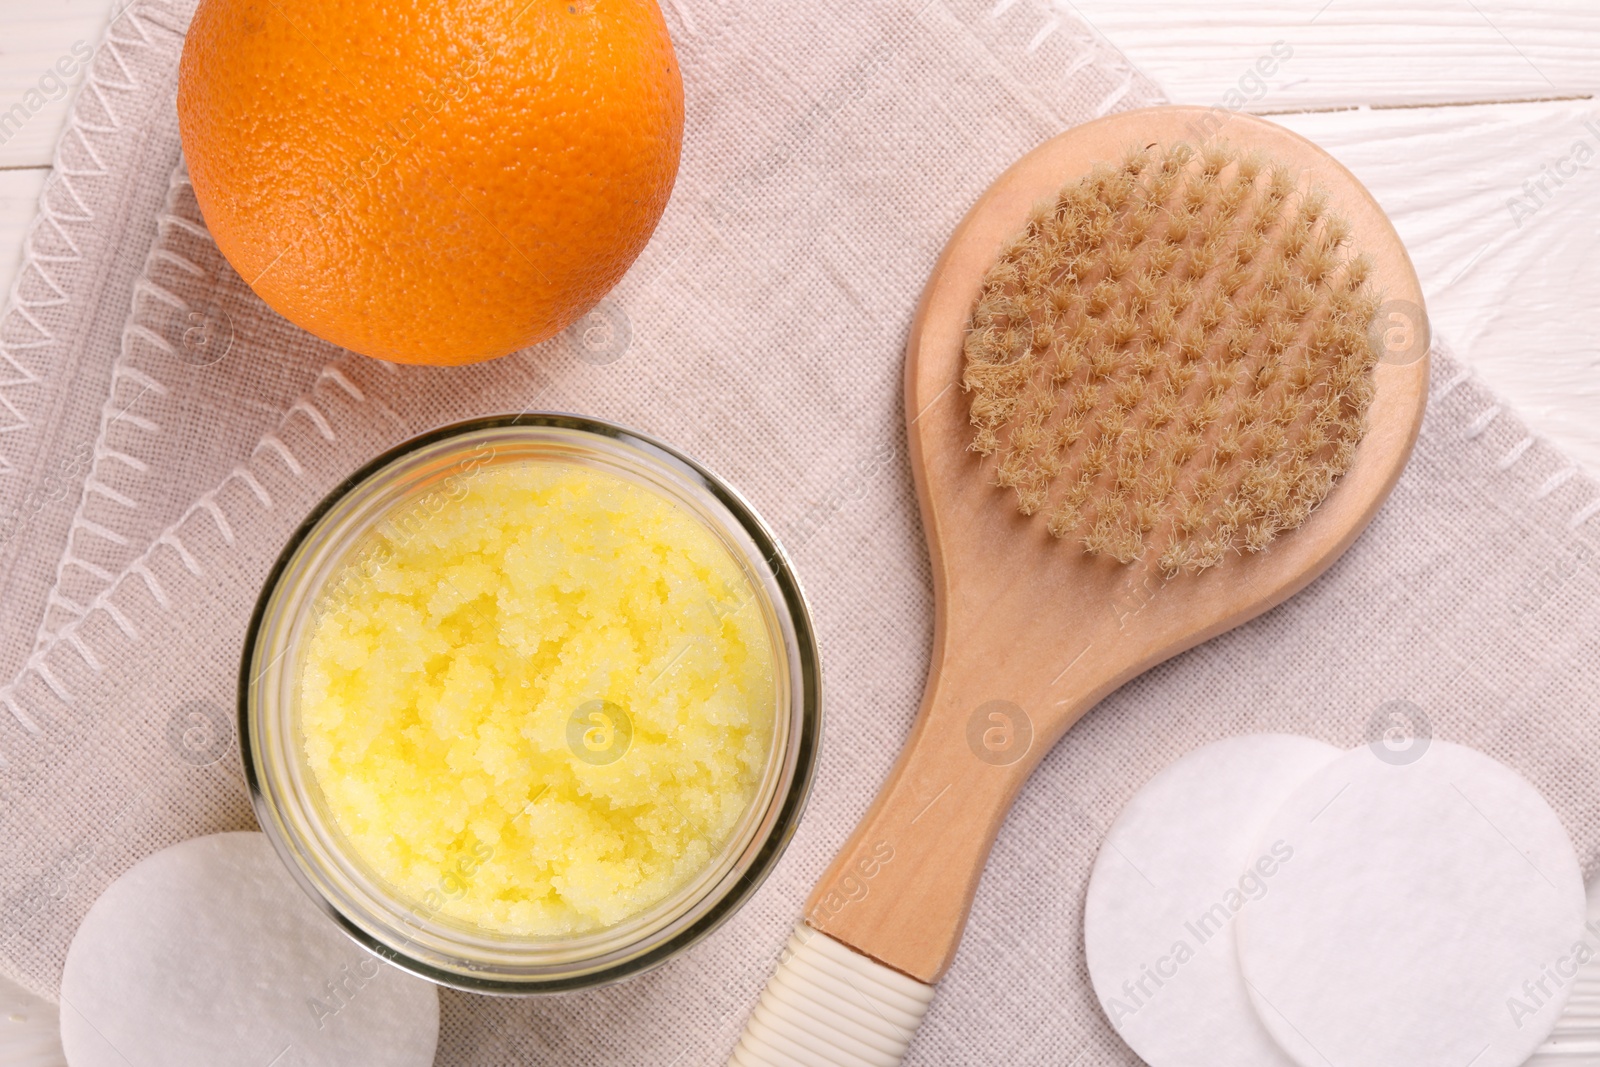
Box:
xmin=807 ymin=107 xmax=1428 ymax=982
xmin=965 ymin=139 xmax=1383 ymax=574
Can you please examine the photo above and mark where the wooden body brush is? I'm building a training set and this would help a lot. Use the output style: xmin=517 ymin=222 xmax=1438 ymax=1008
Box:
xmin=730 ymin=106 xmax=1428 ymax=1065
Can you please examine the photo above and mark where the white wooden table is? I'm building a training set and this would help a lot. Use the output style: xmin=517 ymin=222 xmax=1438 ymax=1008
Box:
xmin=1067 ymin=0 xmax=1600 ymax=476
xmin=0 ymin=0 xmax=1596 ymax=1063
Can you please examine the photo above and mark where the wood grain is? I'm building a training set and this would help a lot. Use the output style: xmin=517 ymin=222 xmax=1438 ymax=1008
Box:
xmin=1272 ymin=99 xmax=1600 ymax=474
xmin=806 ymin=106 xmax=1429 ymax=982
xmin=0 ymin=0 xmax=1594 ymax=1054
xmin=1062 ymin=0 xmax=1600 ymax=109
xmin=0 ymin=0 xmax=112 ymax=168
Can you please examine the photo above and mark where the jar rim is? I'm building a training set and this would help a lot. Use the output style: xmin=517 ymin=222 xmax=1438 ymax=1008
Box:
xmin=239 ymin=413 xmax=822 ymax=994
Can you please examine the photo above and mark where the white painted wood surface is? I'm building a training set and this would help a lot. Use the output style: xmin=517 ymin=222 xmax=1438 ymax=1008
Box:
xmin=0 ymin=981 xmax=62 ymax=1067
xmin=1062 ymin=0 xmax=1600 ymax=473
xmin=0 ymin=0 xmax=109 ymax=168
xmin=0 ymin=0 xmax=1595 ymax=1063
xmin=1272 ymin=99 xmax=1600 ymax=474
xmin=1065 ymin=0 xmax=1600 ymax=108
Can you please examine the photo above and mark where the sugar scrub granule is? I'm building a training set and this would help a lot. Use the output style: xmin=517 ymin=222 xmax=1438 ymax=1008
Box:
xmin=60 ymin=832 xmax=438 ymax=1067
xmin=299 ymin=460 xmax=778 ymax=937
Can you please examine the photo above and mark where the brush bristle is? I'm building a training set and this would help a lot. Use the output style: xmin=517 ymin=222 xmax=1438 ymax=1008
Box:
xmin=962 ymin=141 xmax=1381 ymax=575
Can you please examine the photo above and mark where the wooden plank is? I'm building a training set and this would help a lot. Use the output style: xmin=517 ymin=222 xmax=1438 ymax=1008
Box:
xmin=1271 ymin=99 xmax=1600 ymax=473
xmin=0 ymin=0 xmax=116 ymax=168
xmin=0 ymin=1 xmax=1593 ymax=1059
xmin=0 ymin=978 xmax=63 ymax=1067
xmin=1063 ymin=0 xmax=1600 ymax=109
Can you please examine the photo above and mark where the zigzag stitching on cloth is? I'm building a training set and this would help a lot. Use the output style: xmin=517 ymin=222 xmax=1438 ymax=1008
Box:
xmin=71 ymin=518 xmax=128 ymax=547
xmin=56 ymin=125 xmax=111 ymax=176
xmin=1536 ymin=467 xmax=1579 ymax=500
xmin=0 ymin=0 xmax=171 ymax=495
xmin=100 ymin=449 xmax=147 ymax=472
xmin=55 ymin=177 xmax=214 ymax=597
xmin=1464 ymin=405 xmax=1501 ymax=439
xmin=11 ymin=270 xmax=68 ymax=310
xmin=1040 ymin=0 xmax=1146 ymax=115
xmin=93 ymin=4 xmax=157 ymax=92
xmin=196 ymin=497 xmax=232 ymax=545
xmin=156 ymin=530 xmax=200 ymax=575
xmin=0 ymin=696 xmax=40 ymax=740
xmin=963 ymin=0 xmax=1153 ymax=124
xmin=43 ymin=174 xmax=94 ymax=225
xmin=84 ymin=478 xmax=136 ymax=508
xmin=156 ymin=208 xmax=210 ymax=242
xmin=1445 ymin=359 xmax=1600 ymax=535
xmin=145 ymin=249 xmax=205 ymax=278
xmin=0 ymin=356 xmax=372 ymax=758
xmin=1435 ymin=367 xmax=1472 ymax=401
xmin=0 ymin=348 xmax=38 ymax=388
xmin=31 ymin=660 xmax=69 ymax=703
xmin=43 ymin=589 xmax=84 ymax=619
xmin=1497 ymin=437 xmax=1534 ymax=471
xmin=64 ymin=557 xmax=114 ymax=582
xmin=98 ymin=598 xmax=136 ymax=639
xmin=34 ymin=216 xmax=85 ymax=261
xmin=108 ymin=409 xmax=156 ymax=433
xmin=110 ymin=364 xmax=169 ymax=395
xmin=257 ymin=435 xmax=304 ymax=476
xmin=64 ymin=632 xmax=100 ymax=673
xmin=123 ymin=322 xmax=178 ymax=357
xmin=2 ymin=309 xmax=55 ymax=373
xmin=318 ymin=366 xmax=365 ymax=402
xmin=288 ymin=399 xmax=337 ymax=442
xmin=233 ymin=468 xmax=272 ymax=509
xmin=127 ymin=560 xmax=169 ymax=609
xmin=0 ymin=395 xmax=28 ymax=443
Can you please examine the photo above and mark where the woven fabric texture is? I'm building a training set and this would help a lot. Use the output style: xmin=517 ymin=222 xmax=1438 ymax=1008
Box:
xmin=3 ymin=1 xmax=1600 ymax=1064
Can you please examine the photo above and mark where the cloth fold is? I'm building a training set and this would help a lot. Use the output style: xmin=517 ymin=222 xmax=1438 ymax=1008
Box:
xmin=3 ymin=1 xmax=1599 ymax=1065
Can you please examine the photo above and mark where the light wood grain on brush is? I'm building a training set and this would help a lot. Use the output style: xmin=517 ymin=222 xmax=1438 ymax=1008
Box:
xmin=804 ymin=106 xmax=1429 ymax=983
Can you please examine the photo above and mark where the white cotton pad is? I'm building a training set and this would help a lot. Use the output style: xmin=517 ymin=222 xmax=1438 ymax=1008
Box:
xmin=1237 ymin=740 xmax=1586 ymax=1067
xmin=60 ymin=832 xmax=438 ymax=1067
xmin=1083 ymin=733 xmax=1342 ymax=1066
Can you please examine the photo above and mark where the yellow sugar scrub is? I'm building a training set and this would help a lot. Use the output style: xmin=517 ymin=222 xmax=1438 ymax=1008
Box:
xmin=297 ymin=460 xmax=778 ymax=938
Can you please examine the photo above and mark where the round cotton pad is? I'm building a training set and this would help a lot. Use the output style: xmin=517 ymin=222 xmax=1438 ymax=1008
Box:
xmin=1083 ymin=733 xmax=1342 ymax=1066
xmin=1237 ymin=740 xmax=1586 ymax=1067
xmin=61 ymin=832 xmax=439 ymax=1067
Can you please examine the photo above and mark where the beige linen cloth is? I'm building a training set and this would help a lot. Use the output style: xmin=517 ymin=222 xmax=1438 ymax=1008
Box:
xmin=2 ymin=0 xmax=1599 ymax=1064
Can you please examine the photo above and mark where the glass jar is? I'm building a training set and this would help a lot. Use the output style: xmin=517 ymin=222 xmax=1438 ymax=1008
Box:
xmin=239 ymin=414 xmax=821 ymax=992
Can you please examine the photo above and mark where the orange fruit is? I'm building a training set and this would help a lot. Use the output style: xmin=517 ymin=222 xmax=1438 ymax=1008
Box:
xmin=177 ymin=0 xmax=683 ymax=365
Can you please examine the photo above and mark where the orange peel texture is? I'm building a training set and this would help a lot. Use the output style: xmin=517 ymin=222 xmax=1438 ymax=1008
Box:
xmin=178 ymin=0 xmax=685 ymax=365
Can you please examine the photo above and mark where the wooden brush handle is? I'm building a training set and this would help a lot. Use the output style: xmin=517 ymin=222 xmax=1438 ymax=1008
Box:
xmin=730 ymin=107 xmax=1429 ymax=1063
xmin=727 ymin=658 xmax=1102 ymax=1066
xmin=802 ymin=655 xmax=1098 ymax=983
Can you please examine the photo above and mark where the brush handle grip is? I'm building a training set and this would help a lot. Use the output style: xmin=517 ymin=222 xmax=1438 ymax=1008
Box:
xmin=729 ymin=923 xmax=935 ymax=1067
xmin=806 ymin=647 xmax=1095 ymax=982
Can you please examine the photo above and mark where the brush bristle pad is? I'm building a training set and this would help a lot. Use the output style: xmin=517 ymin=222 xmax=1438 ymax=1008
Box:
xmin=60 ymin=832 xmax=439 ymax=1067
xmin=1084 ymin=734 xmax=1341 ymax=1067
xmin=963 ymin=142 xmax=1382 ymax=574
xmin=1237 ymin=741 xmax=1584 ymax=1067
